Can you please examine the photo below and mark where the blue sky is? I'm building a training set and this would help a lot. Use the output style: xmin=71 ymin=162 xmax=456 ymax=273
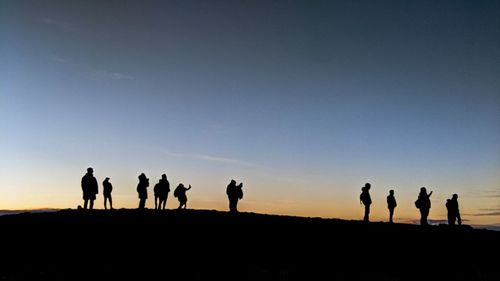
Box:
xmin=1 ymin=0 xmax=499 ymax=225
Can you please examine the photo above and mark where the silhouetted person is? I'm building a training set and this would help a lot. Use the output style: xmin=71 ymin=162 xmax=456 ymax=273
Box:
xmin=387 ymin=189 xmax=397 ymax=223
xmin=154 ymin=174 xmax=170 ymax=210
xmin=226 ymin=180 xmax=243 ymax=213
xmin=446 ymin=194 xmax=462 ymax=226
xmin=174 ymin=183 xmax=191 ymax=209
xmin=154 ymin=179 xmax=160 ymax=210
xmin=81 ymin=167 xmax=98 ymax=210
xmin=103 ymin=177 xmax=113 ymax=210
xmin=360 ymin=183 xmax=372 ymax=222
xmin=415 ymin=187 xmax=432 ymax=225
xmin=137 ymin=173 xmax=149 ymax=209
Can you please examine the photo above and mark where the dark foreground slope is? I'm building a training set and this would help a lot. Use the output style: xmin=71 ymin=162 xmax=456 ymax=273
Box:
xmin=0 ymin=209 xmax=498 ymax=281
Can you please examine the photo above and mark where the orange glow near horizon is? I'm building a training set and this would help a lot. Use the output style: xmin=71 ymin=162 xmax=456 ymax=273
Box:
xmin=1 ymin=175 xmax=498 ymax=227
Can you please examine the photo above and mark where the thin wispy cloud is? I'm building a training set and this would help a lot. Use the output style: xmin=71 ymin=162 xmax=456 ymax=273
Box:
xmin=49 ymin=54 xmax=68 ymax=64
xmin=92 ymin=70 xmax=135 ymax=80
xmin=161 ymin=150 xmax=263 ymax=169
xmin=42 ymin=17 xmax=78 ymax=32
xmin=471 ymin=212 xmax=500 ymax=216
xmin=467 ymin=189 xmax=500 ymax=198
xmin=468 ymin=207 xmax=500 ymax=217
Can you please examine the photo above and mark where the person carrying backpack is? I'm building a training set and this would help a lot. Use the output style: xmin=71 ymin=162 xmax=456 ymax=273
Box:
xmin=415 ymin=187 xmax=432 ymax=225
xmin=226 ymin=180 xmax=243 ymax=213
xmin=387 ymin=189 xmax=397 ymax=223
xmin=360 ymin=183 xmax=372 ymax=222
xmin=446 ymin=194 xmax=461 ymax=226
xmin=103 ymin=177 xmax=113 ymax=210
xmin=174 ymin=183 xmax=191 ymax=210
xmin=137 ymin=173 xmax=149 ymax=210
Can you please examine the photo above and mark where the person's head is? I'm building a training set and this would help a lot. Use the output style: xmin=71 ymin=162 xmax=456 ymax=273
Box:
xmin=420 ymin=187 xmax=427 ymax=193
xmin=452 ymin=194 xmax=458 ymax=200
xmin=230 ymin=179 xmax=236 ymax=184
xmin=105 ymin=177 xmax=110 ymax=182
xmin=139 ymin=173 xmax=146 ymax=180
xmin=389 ymin=189 xmax=394 ymax=195
xmin=162 ymin=174 xmax=167 ymax=180
xmin=178 ymin=183 xmax=184 ymax=188
xmin=87 ymin=167 xmax=93 ymax=174
xmin=364 ymin=183 xmax=371 ymax=190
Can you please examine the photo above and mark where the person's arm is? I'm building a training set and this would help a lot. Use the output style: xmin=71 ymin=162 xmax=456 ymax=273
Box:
xmin=428 ymin=191 xmax=433 ymax=197
xmin=187 ymin=185 xmax=191 ymax=190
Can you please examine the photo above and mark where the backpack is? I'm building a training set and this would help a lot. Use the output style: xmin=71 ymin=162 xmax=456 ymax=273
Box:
xmin=173 ymin=188 xmax=179 ymax=198
xmin=237 ymin=187 xmax=243 ymax=199
xmin=415 ymin=199 xmax=421 ymax=209
xmin=360 ymin=192 xmax=367 ymax=204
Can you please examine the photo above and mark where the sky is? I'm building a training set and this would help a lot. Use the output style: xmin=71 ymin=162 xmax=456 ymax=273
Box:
xmin=1 ymin=0 xmax=499 ymax=227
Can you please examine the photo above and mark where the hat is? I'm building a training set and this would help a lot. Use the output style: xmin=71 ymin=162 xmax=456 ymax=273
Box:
xmin=105 ymin=177 xmax=110 ymax=180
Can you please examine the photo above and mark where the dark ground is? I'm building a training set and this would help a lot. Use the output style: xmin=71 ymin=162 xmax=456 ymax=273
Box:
xmin=0 ymin=209 xmax=498 ymax=280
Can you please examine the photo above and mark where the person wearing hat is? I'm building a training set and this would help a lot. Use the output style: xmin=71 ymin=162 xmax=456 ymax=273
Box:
xmin=81 ymin=167 xmax=98 ymax=210
xmin=103 ymin=177 xmax=113 ymax=210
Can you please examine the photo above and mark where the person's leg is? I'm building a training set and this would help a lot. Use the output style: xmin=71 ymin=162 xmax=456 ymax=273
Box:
xmin=84 ymin=199 xmax=88 ymax=209
xmin=421 ymin=209 xmax=429 ymax=225
xmin=104 ymin=197 xmax=107 ymax=210
xmin=89 ymin=199 xmax=94 ymax=210
xmin=389 ymin=208 xmax=394 ymax=223
xmin=109 ymin=196 xmax=113 ymax=209
xmin=229 ymin=199 xmax=237 ymax=213
xmin=364 ymin=205 xmax=370 ymax=222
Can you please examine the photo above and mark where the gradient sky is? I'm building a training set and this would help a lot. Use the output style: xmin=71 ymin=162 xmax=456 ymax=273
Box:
xmin=1 ymin=0 xmax=499 ymax=226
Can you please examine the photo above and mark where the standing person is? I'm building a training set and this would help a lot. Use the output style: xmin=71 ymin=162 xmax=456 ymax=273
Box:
xmin=174 ymin=183 xmax=191 ymax=209
xmin=415 ymin=187 xmax=432 ymax=225
xmin=154 ymin=179 xmax=161 ymax=210
xmin=81 ymin=167 xmax=98 ymax=210
xmin=387 ymin=189 xmax=397 ymax=223
xmin=158 ymin=174 xmax=170 ymax=210
xmin=360 ymin=183 xmax=372 ymax=222
xmin=446 ymin=194 xmax=462 ymax=226
xmin=226 ymin=180 xmax=243 ymax=213
xmin=137 ymin=173 xmax=149 ymax=210
xmin=154 ymin=174 xmax=170 ymax=210
xmin=103 ymin=177 xmax=113 ymax=210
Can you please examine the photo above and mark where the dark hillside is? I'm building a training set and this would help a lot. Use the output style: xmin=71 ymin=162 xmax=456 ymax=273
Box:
xmin=0 ymin=209 xmax=498 ymax=280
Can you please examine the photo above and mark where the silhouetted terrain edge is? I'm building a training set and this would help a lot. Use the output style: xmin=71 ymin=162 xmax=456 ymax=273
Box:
xmin=0 ymin=209 xmax=498 ymax=281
